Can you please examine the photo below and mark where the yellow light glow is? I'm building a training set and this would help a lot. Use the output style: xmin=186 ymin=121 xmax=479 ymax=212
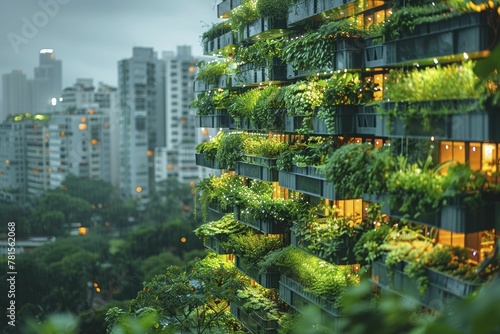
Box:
xmin=91 ymin=138 xmax=98 ymax=145
xmin=78 ymin=226 xmax=88 ymax=235
xmin=78 ymin=123 xmax=87 ymax=131
xmin=81 ymin=117 xmax=87 ymax=123
xmin=180 ymin=237 xmax=187 ymax=243
xmin=136 ymin=186 xmax=143 ymax=193
xmin=147 ymin=150 xmax=154 ymax=157
xmin=60 ymin=131 xmax=65 ymax=137
xmin=5 ymin=160 xmax=9 ymax=165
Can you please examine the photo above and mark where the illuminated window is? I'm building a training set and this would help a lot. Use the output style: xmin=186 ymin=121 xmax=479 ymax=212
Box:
xmin=78 ymin=123 xmax=87 ymax=131
xmin=81 ymin=117 xmax=87 ymax=123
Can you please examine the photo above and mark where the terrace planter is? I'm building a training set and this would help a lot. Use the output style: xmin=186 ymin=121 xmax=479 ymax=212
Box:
xmin=314 ymin=105 xmax=358 ymax=135
xmin=243 ymin=17 xmax=288 ymax=41
xmin=286 ymin=63 xmax=323 ymax=79
xmin=279 ymin=275 xmax=343 ymax=318
xmin=372 ymin=258 xmax=482 ymax=312
xmin=439 ymin=195 xmax=498 ymax=233
xmin=284 ymin=115 xmax=312 ymax=132
xmin=375 ymin=100 xmax=500 ymax=140
xmin=194 ymin=111 xmax=233 ymax=128
xmin=356 ymin=105 xmax=378 ymax=135
xmin=385 ymin=11 xmax=494 ymax=65
xmin=195 ymin=153 xmax=220 ymax=169
xmin=234 ymin=206 xmax=287 ymax=234
xmin=230 ymin=301 xmax=279 ymax=334
xmin=380 ymin=193 xmax=498 ymax=233
xmin=317 ymin=0 xmax=356 ymax=12
xmin=278 ymin=171 xmax=339 ymax=200
xmin=194 ymin=79 xmax=209 ymax=92
xmin=334 ymin=38 xmax=364 ymax=70
xmin=236 ymin=159 xmax=278 ymax=182
xmin=234 ymin=256 xmax=280 ymax=289
xmin=364 ymin=43 xmax=386 ymax=68
xmin=219 ymin=31 xmax=237 ymax=50
xmin=217 ymin=0 xmax=242 ymax=18
xmin=257 ymin=60 xmax=287 ymax=83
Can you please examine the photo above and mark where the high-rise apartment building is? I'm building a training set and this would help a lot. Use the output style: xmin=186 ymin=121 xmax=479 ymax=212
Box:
xmin=1 ymin=70 xmax=29 ymax=122
xmin=34 ymin=49 xmax=62 ymax=105
xmin=0 ymin=121 xmax=28 ymax=203
xmin=118 ymin=47 xmax=165 ymax=203
xmin=153 ymin=46 xmax=202 ymax=185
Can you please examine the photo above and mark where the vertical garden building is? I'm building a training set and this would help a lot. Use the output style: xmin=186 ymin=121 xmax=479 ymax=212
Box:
xmin=193 ymin=0 xmax=500 ymax=332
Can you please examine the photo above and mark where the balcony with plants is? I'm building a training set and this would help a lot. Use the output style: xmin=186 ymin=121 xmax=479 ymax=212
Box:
xmin=192 ymin=89 xmax=236 ymax=128
xmin=194 ymin=213 xmax=250 ymax=254
xmin=290 ymin=204 xmax=373 ymax=264
xmin=232 ymin=179 xmax=304 ymax=234
xmin=235 ymin=135 xmax=286 ymax=181
xmin=230 ymin=231 xmax=285 ymax=288
xmin=259 ymin=246 xmax=359 ymax=324
xmin=276 ymin=137 xmax=341 ymax=200
xmin=382 ymin=1 xmax=499 ymax=65
xmin=231 ymin=285 xmax=289 ymax=334
xmin=365 ymin=227 xmax=500 ymax=313
xmin=375 ymin=61 xmax=500 ymax=141
xmin=201 ymin=20 xmax=237 ymax=56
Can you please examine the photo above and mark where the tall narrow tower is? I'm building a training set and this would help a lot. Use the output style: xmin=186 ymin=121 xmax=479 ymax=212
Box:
xmin=118 ymin=47 xmax=165 ymax=204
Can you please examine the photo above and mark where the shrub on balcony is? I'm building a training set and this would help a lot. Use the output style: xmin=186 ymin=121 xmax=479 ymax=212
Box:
xmin=196 ymin=60 xmax=231 ymax=86
xmin=256 ymin=0 xmax=294 ymax=20
xmin=259 ymin=246 xmax=359 ymax=303
xmin=215 ymin=132 xmax=245 ymax=170
xmin=229 ymin=231 xmax=284 ymax=266
xmin=229 ymin=0 xmax=259 ymax=32
xmin=227 ymin=88 xmax=261 ymax=126
xmin=196 ymin=131 xmax=224 ymax=161
xmin=191 ymin=89 xmax=233 ymax=115
xmin=252 ymin=85 xmax=287 ymax=130
xmin=243 ymin=135 xmax=288 ymax=159
xmin=194 ymin=213 xmax=249 ymax=241
xmin=201 ymin=20 xmax=232 ymax=43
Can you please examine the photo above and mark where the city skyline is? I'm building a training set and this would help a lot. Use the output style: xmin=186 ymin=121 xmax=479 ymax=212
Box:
xmin=0 ymin=0 xmax=219 ymax=113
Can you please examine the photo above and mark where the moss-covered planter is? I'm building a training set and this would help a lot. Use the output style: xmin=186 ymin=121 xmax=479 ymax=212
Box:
xmin=279 ymin=275 xmax=342 ymax=318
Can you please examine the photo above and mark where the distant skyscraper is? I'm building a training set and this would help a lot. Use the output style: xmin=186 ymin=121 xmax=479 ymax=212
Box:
xmin=118 ymin=47 xmax=165 ymax=203
xmin=2 ymin=70 xmax=29 ymax=121
xmin=31 ymin=49 xmax=62 ymax=113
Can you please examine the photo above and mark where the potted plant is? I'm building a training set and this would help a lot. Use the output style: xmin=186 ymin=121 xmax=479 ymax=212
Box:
xmin=195 ymin=60 xmax=231 ymax=87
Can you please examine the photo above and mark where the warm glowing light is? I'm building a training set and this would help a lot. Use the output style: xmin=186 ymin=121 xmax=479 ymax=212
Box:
xmin=180 ymin=237 xmax=187 ymax=243
xmin=93 ymin=283 xmax=98 ymax=288
xmin=60 ymin=131 xmax=65 ymax=137
xmin=81 ymin=117 xmax=87 ymax=123
xmin=147 ymin=150 xmax=154 ymax=157
xmin=189 ymin=181 xmax=195 ymax=187
xmin=96 ymin=287 xmax=101 ymax=293
xmin=430 ymin=136 xmax=435 ymax=141
xmin=88 ymin=109 xmax=96 ymax=115
xmin=136 ymin=186 xmax=143 ymax=193
xmin=78 ymin=123 xmax=87 ymax=131
xmin=167 ymin=164 xmax=173 ymax=170
xmin=91 ymin=138 xmax=98 ymax=145
xmin=78 ymin=226 xmax=88 ymax=235
xmin=5 ymin=160 xmax=9 ymax=165
xmin=51 ymin=98 xmax=57 ymax=106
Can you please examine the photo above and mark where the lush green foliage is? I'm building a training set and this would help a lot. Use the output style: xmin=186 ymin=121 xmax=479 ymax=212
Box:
xmin=196 ymin=60 xmax=230 ymax=86
xmin=215 ymin=133 xmax=245 ymax=170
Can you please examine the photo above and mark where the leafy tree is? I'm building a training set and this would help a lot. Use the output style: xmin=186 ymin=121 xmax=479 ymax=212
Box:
xmin=110 ymin=253 xmax=247 ymax=334
xmin=61 ymin=174 xmax=115 ymax=207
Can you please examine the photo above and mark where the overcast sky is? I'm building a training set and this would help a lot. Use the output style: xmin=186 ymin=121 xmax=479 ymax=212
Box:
xmin=0 ymin=0 xmax=219 ymax=97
